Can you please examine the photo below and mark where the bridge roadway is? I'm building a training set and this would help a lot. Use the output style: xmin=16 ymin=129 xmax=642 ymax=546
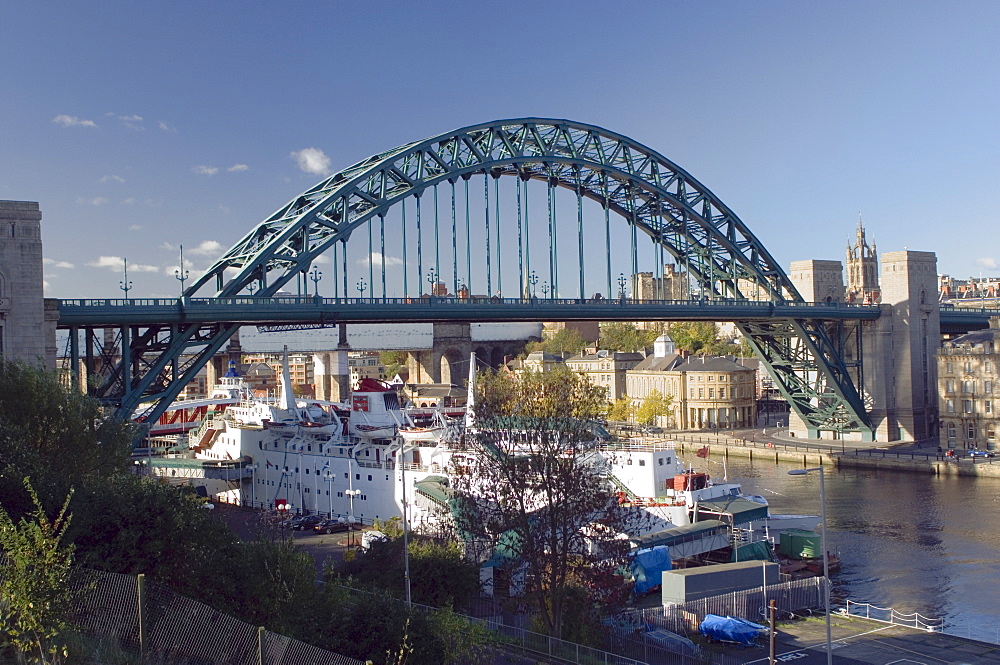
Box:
xmin=57 ymin=296 xmax=884 ymax=327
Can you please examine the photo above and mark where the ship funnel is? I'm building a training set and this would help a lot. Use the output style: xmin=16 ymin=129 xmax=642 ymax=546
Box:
xmin=280 ymin=346 xmax=297 ymax=412
xmin=465 ymin=352 xmax=477 ymax=429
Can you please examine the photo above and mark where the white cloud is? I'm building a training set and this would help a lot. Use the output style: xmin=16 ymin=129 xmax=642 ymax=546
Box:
xmin=158 ymin=121 xmax=176 ymax=132
xmin=128 ymin=224 xmax=143 ymax=231
xmin=290 ymin=147 xmax=332 ymax=176
xmin=88 ymin=255 xmax=158 ymax=272
xmin=100 ymin=174 xmax=125 ymax=184
xmin=53 ymin=114 xmax=97 ymax=128
xmin=188 ymin=240 xmax=224 ymax=257
xmin=193 ymin=165 xmax=219 ymax=176
xmin=43 ymin=258 xmax=75 ymax=269
xmin=117 ymin=114 xmax=143 ymax=122
xmin=976 ymin=257 xmax=998 ymax=270
xmin=227 ymin=163 xmax=249 ymax=172
xmin=122 ymin=197 xmax=136 ymax=206
xmin=363 ymin=252 xmax=403 ymax=268
xmin=77 ymin=196 xmax=108 ymax=206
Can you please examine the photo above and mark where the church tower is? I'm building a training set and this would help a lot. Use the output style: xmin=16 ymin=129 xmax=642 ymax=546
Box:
xmin=847 ymin=214 xmax=880 ymax=303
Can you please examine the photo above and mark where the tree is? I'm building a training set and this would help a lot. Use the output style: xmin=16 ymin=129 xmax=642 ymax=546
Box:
xmin=598 ymin=322 xmax=662 ymax=353
xmin=0 ymin=360 xmax=134 ymax=520
xmin=667 ymin=321 xmax=719 ymax=354
xmin=606 ymin=396 xmax=635 ymax=423
xmin=0 ymin=479 xmax=75 ymax=664
xmin=523 ymin=328 xmax=589 ymax=358
xmin=451 ymin=366 xmax=635 ymax=639
xmin=635 ymin=389 xmax=673 ymax=427
xmin=381 ymin=351 xmax=409 ymax=379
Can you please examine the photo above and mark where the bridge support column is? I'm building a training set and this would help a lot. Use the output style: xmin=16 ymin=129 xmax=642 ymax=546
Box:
xmin=408 ymin=323 xmax=472 ymax=386
xmin=314 ymin=324 xmax=351 ymax=402
xmin=862 ymin=251 xmax=940 ymax=442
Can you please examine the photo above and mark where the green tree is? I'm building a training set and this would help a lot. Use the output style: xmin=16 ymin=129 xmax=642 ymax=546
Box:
xmin=598 ymin=322 xmax=660 ymax=353
xmin=606 ymin=396 xmax=635 ymax=422
xmin=667 ymin=321 xmax=719 ymax=353
xmin=635 ymin=389 xmax=673 ymax=427
xmin=0 ymin=360 xmax=134 ymax=519
xmin=0 ymin=479 xmax=75 ymax=664
xmin=523 ymin=328 xmax=589 ymax=358
xmin=381 ymin=350 xmax=409 ymax=379
xmin=452 ymin=366 xmax=635 ymax=639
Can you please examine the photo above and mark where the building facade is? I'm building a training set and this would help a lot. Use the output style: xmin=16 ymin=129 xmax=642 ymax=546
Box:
xmin=564 ymin=349 xmax=644 ymax=401
xmin=937 ymin=323 xmax=1000 ymax=451
xmin=0 ymin=200 xmax=53 ymax=366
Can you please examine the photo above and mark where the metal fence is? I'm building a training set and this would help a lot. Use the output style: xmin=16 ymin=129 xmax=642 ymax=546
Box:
xmin=66 ymin=569 xmax=364 ymax=665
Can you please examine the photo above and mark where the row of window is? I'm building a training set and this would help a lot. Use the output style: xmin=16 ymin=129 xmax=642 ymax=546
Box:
xmin=688 ymin=387 xmax=750 ymax=399
xmin=255 ymin=479 xmax=368 ymax=501
xmin=944 ymin=361 xmax=994 ymax=374
xmin=944 ymin=399 xmax=993 ymax=414
xmin=945 ymin=422 xmax=997 ymax=441
xmin=944 ymin=380 xmax=994 ymax=394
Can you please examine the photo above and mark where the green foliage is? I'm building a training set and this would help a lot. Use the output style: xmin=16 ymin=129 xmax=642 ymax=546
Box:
xmin=332 ymin=536 xmax=480 ymax=610
xmin=635 ymin=389 xmax=673 ymax=426
xmin=524 ymin=328 xmax=589 ymax=358
xmin=598 ymin=322 xmax=662 ymax=353
xmin=0 ymin=479 xmax=76 ymax=664
xmin=606 ymin=396 xmax=635 ymax=423
xmin=0 ymin=360 xmax=134 ymax=520
xmin=381 ymin=351 xmax=409 ymax=379
xmin=667 ymin=322 xmax=718 ymax=353
xmin=69 ymin=475 xmax=239 ymax=606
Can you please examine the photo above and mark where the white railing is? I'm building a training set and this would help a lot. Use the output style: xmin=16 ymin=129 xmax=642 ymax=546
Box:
xmin=843 ymin=600 xmax=944 ymax=632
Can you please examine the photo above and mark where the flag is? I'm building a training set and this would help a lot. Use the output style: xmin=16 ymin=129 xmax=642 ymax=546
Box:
xmin=696 ymin=446 xmax=709 ymax=458
xmin=266 ymin=460 xmax=273 ymax=468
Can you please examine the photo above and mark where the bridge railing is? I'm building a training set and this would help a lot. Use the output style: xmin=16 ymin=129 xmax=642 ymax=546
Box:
xmin=57 ymin=295 xmax=883 ymax=309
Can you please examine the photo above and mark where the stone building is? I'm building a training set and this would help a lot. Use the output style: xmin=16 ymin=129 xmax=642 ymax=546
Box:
xmin=631 ymin=264 xmax=689 ymax=300
xmin=624 ymin=335 xmax=757 ymax=429
xmin=348 ymin=351 xmax=387 ymax=385
xmin=846 ymin=217 xmax=880 ymax=304
xmin=0 ymin=200 xmax=54 ymax=366
xmin=564 ymin=349 xmax=644 ymax=401
xmin=937 ymin=322 xmax=1000 ymax=451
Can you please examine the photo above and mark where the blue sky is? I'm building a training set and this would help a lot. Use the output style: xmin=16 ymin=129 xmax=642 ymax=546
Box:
xmin=4 ymin=1 xmax=1000 ymax=299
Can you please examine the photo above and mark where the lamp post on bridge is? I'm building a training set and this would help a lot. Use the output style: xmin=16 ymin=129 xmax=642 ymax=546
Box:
xmin=618 ymin=272 xmax=628 ymax=300
xmin=788 ymin=467 xmax=832 ymax=665
xmin=120 ymin=258 xmax=133 ymax=299
xmin=174 ymin=245 xmax=189 ymax=295
xmin=356 ymin=278 xmax=367 ymax=301
xmin=541 ymin=281 xmax=550 ymax=298
xmin=426 ymin=268 xmax=438 ymax=297
xmin=528 ymin=270 xmax=538 ymax=298
xmin=309 ymin=266 xmax=323 ymax=297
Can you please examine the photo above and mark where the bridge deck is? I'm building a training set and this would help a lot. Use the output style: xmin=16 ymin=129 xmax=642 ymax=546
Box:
xmin=57 ymin=296 xmax=883 ymax=327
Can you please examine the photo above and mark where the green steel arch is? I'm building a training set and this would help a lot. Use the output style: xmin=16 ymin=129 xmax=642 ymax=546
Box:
xmin=98 ymin=119 xmax=871 ymax=437
xmin=188 ymin=118 xmax=798 ymax=302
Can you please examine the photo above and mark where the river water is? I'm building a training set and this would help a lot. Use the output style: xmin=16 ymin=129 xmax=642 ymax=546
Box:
xmin=680 ymin=453 xmax=1000 ymax=640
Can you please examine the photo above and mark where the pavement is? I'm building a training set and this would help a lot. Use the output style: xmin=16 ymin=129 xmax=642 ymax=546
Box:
xmin=712 ymin=612 xmax=1000 ymax=664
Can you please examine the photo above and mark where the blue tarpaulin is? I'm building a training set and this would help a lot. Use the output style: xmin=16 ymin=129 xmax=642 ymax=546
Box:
xmin=698 ymin=614 xmax=767 ymax=646
xmin=631 ymin=545 xmax=672 ymax=595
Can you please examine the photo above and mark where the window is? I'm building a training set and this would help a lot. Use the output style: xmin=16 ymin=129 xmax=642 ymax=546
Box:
xmin=963 ymin=400 xmax=973 ymax=414
xmin=719 ymin=388 xmax=726 ymax=399
xmin=965 ymin=362 xmax=973 ymax=374
xmin=947 ymin=362 xmax=954 ymax=373
xmin=698 ymin=388 xmax=704 ymax=398
xmin=708 ymin=376 xmax=714 ymax=382
xmin=947 ymin=399 xmax=955 ymax=413
xmin=945 ymin=380 xmax=955 ymax=394
xmin=719 ymin=375 xmax=726 ymax=382
xmin=986 ymin=361 xmax=993 ymax=374
xmin=963 ymin=380 xmax=974 ymax=393
xmin=989 ymin=426 xmax=997 ymax=441
xmin=987 ymin=381 xmax=994 ymax=394
xmin=708 ymin=388 xmax=715 ymax=398
xmin=987 ymin=400 xmax=993 ymax=415
xmin=968 ymin=424 xmax=976 ymax=439
xmin=947 ymin=423 xmax=956 ymax=439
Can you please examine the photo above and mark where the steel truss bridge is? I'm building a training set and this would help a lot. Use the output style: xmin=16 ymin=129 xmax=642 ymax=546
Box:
xmin=59 ymin=118 xmax=892 ymax=439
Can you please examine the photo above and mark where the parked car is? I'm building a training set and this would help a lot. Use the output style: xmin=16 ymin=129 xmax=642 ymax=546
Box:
xmin=968 ymin=449 xmax=996 ymax=458
xmin=313 ymin=518 xmax=351 ymax=534
xmin=289 ymin=515 xmax=324 ymax=530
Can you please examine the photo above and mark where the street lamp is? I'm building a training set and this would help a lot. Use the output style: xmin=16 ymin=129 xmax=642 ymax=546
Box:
xmin=356 ymin=278 xmax=367 ymax=300
xmin=788 ymin=467 xmax=832 ymax=665
xmin=175 ymin=244 xmax=189 ymax=295
xmin=120 ymin=258 xmax=133 ymax=298
xmin=528 ymin=270 xmax=538 ymax=298
xmin=618 ymin=272 xmax=628 ymax=300
xmin=541 ymin=281 xmax=550 ymax=298
xmin=426 ymin=268 xmax=438 ymax=296
xmin=309 ymin=266 xmax=323 ymax=297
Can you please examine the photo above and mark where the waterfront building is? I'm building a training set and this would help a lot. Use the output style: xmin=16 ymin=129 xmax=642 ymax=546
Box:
xmin=564 ymin=349 xmax=644 ymax=401
xmin=348 ymin=351 xmax=387 ymax=385
xmin=624 ymin=335 xmax=757 ymax=430
xmin=937 ymin=320 xmax=1000 ymax=451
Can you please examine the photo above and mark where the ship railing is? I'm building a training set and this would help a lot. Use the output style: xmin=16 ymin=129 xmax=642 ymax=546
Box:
xmin=843 ymin=600 xmax=945 ymax=632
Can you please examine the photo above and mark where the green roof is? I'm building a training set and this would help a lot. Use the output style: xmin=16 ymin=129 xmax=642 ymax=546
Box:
xmin=632 ymin=519 xmax=727 ymax=549
xmin=695 ymin=497 xmax=769 ymax=525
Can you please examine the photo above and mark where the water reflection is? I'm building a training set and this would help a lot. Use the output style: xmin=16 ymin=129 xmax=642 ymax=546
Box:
xmin=681 ymin=454 xmax=1000 ymax=632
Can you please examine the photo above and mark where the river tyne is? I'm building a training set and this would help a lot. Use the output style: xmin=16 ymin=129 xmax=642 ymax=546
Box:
xmin=679 ymin=453 xmax=1000 ymax=641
